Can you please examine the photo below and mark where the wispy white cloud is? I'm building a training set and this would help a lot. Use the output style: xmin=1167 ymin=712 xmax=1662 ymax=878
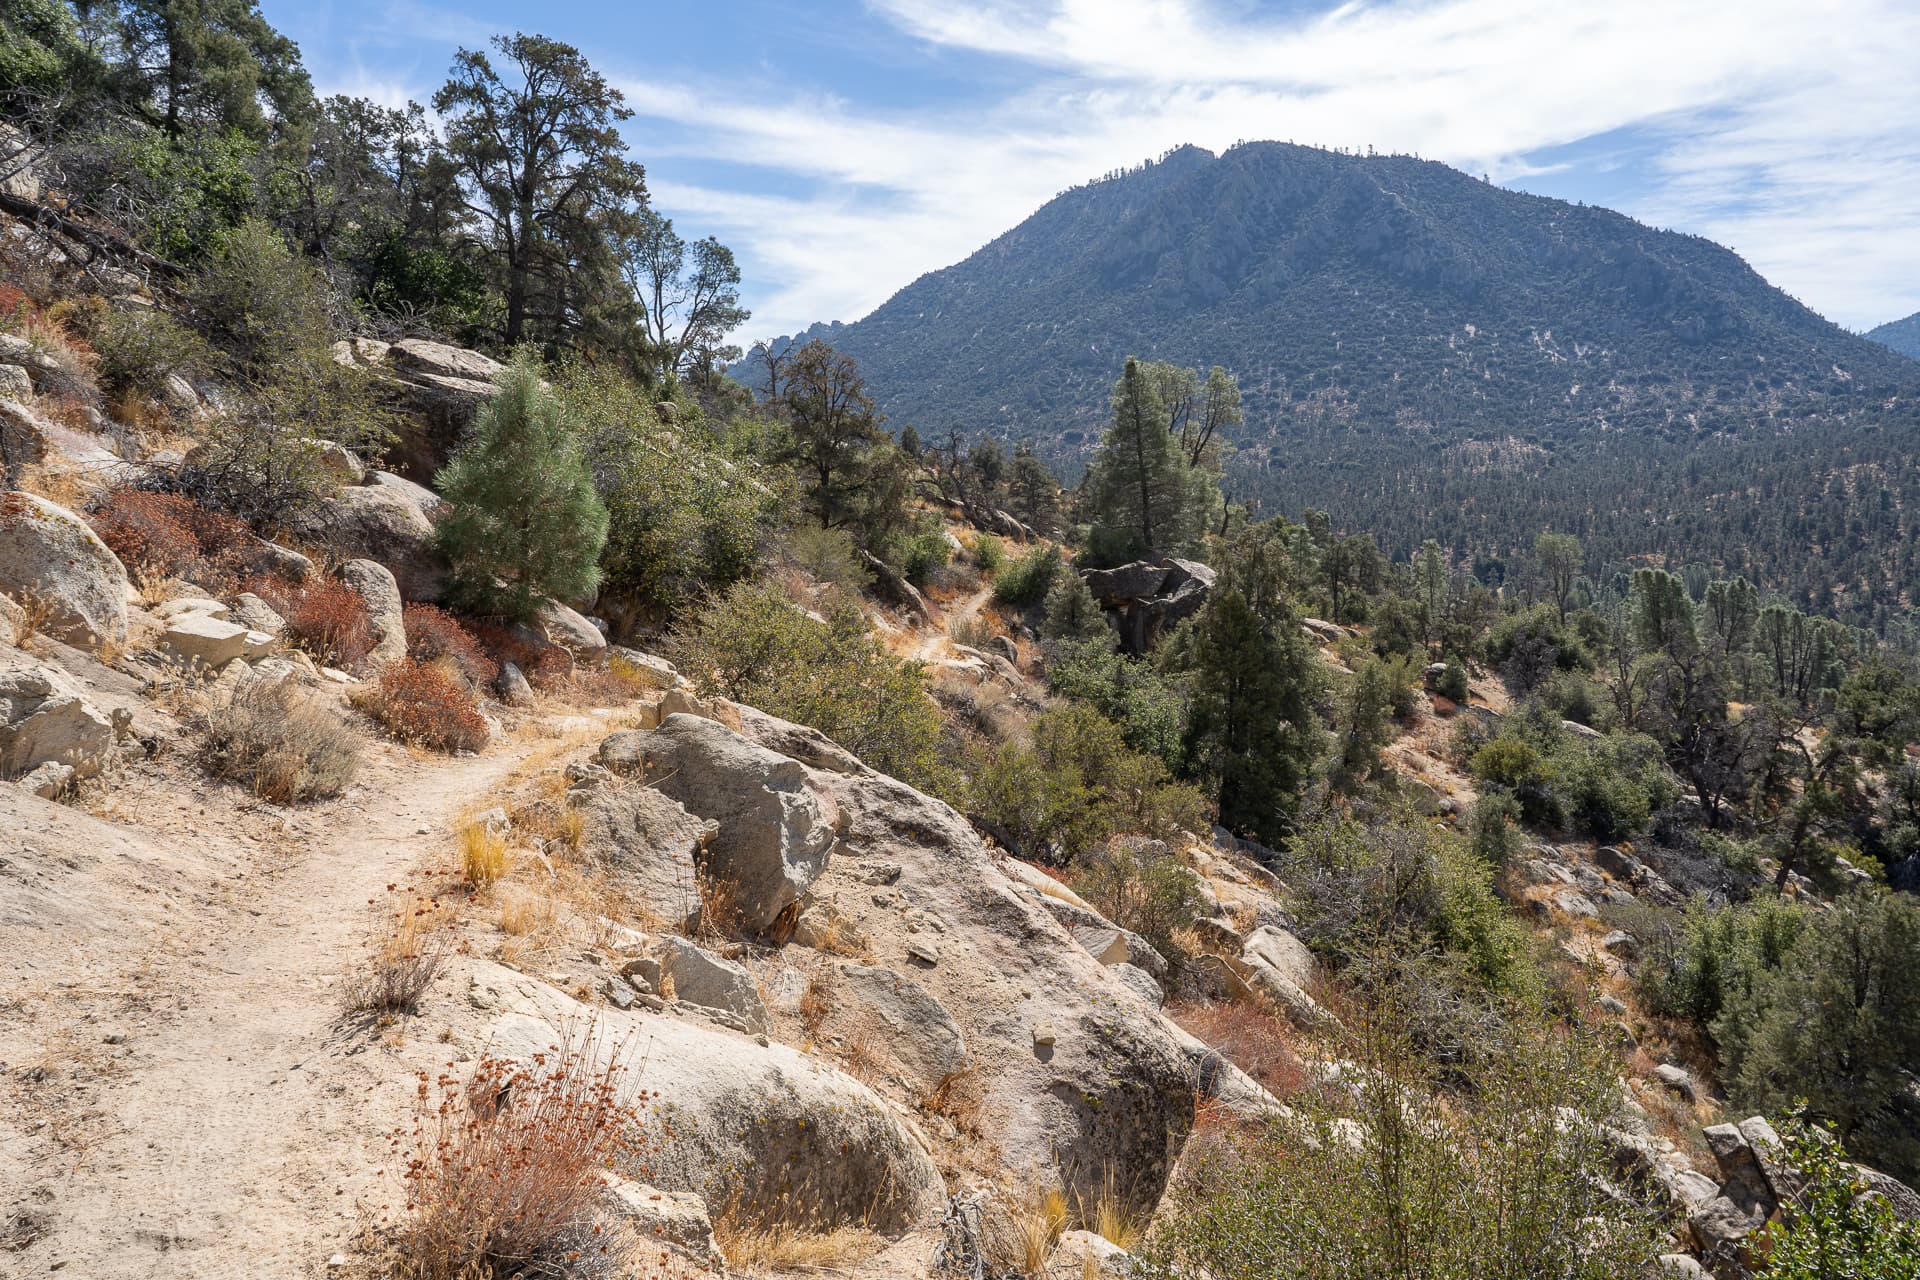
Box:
xmin=616 ymin=0 xmax=1920 ymax=337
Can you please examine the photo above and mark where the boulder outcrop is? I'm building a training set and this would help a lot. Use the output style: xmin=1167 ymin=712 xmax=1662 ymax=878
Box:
xmin=621 ymin=714 xmax=841 ymax=932
xmin=1 ymin=656 xmax=114 ymax=780
xmin=284 ymin=474 xmax=445 ymax=602
xmin=1080 ymin=557 xmax=1215 ymax=654
xmin=472 ymin=962 xmax=946 ymax=1232
xmin=0 ymin=492 xmax=130 ymax=651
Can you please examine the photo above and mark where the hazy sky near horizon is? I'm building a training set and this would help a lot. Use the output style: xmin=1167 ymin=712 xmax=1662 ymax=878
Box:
xmin=267 ymin=0 xmax=1920 ymax=341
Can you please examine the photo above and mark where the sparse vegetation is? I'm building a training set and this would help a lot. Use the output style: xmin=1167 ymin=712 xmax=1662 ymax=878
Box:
xmin=195 ymin=679 xmax=362 ymax=803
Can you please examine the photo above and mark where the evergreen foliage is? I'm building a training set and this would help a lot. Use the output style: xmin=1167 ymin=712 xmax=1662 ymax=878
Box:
xmin=433 ymin=353 xmax=608 ymax=621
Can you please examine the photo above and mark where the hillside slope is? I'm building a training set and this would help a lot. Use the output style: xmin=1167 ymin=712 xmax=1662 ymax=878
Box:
xmin=1869 ymin=310 xmax=1920 ymax=360
xmin=771 ymin=143 xmax=1920 ymax=623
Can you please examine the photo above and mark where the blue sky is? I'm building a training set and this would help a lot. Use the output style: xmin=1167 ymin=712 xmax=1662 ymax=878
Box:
xmin=267 ymin=0 xmax=1920 ymax=342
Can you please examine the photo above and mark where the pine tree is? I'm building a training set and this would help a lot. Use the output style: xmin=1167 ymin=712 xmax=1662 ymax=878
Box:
xmin=433 ymin=352 xmax=609 ymax=621
xmin=1184 ymin=588 xmax=1324 ymax=846
xmin=1042 ymin=569 xmax=1114 ymax=648
xmin=1086 ymin=356 xmax=1210 ymax=565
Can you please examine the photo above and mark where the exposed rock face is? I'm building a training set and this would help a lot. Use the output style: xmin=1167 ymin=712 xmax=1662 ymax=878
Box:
xmin=571 ymin=781 xmax=711 ymax=931
xmin=833 ymin=962 xmax=971 ymax=1092
xmin=494 ymin=661 xmax=534 ymax=707
xmin=1241 ymin=925 xmax=1336 ymax=1029
xmin=227 ymin=592 xmax=284 ymax=639
xmin=334 ymin=336 xmax=505 ymax=480
xmin=1 ymin=397 xmax=49 ymax=484
xmin=534 ymin=598 xmax=607 ymax=662
xmin=0 ymin=492 xmax=130 ymax=650
xmin=158 ymin=613 xmax=258 ymax=667
xmin=625 ymin=714 xmax=841 ymax=932
xmin=597 ymin=1175 xmax=725 ymax=1272
xmin=284 ymin=474 xmax=444 ymax=602
xmin=1 ymin=657 xmax=114 ymax=780
xmin=473 ymin=963 xmax=945 ymax=1231
xmin=730 ymin=712 xmax=1200 ymax=1219
xmin=1080 ymin=557 xmax=1216 ymax=654
xmin=338 ymin=559 xmax=406 ymax=667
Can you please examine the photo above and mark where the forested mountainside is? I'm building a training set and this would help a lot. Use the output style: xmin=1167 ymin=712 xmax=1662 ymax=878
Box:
xmin=1870 ymin=311 xmax=1920 ymax=360
xmin=764 ymin=143 xmax=1920 ymax=630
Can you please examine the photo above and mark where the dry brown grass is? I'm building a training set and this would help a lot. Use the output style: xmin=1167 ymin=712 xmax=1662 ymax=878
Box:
xmin=196 ymin=680 xmax=363 ymax=804
xmin=1076 ymin=1167 xmax=1143 ymax=1250
xmin=711 ymin=1200 xmax=882 ymax=1274
xmin=346 ymin=892 xmax=448 ymax=1020
xmin=919 ymin=1064 xmax=987 ymax=1142
xmin=388 ymin=1039 xmax=649 ymax=1280
xmin=1166 ymin=998 xmax=1308 ymax=1097
xmin=986 ymin=1184 xmax=1069 ymax=1277
xmin=798 ymin=971 xmax=835 ymax=1042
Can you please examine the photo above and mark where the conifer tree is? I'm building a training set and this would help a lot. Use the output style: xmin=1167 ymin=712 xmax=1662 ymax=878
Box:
xmin=433 ymin=352 xmax=608 ymax=621
xmin=1184 ymin=587 xmax=1324 ymax=845
xmin=1086 ymin=356 xmax=1211 ymax=565
xmin=1042 ymin=569 xmax=1114 ymax=648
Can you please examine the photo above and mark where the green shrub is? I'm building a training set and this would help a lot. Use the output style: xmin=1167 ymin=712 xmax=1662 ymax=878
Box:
xmin=964 ymin=702 xmax=1205 ymax=863
xmin=900 ymin=528 xmax=951 ymax=587
xmin=564 ymin=362 xmax=789 ymax=623
xmin=1759 ymin=1115 xmax=1920 ymax=1280
xmin=1434 ymin=657 xmax=1471 ymax=704
xmin=672 ymin=582 xmax=947 ymax=794
xmin=1718 ymin=893 xmax=1920 ymax=1181
xmin=1631 ymin=896 xmax=1807 ymax=1030
xmin=992 ymin=544 xmax=1061 ymax=606
xmin=93 ymin=309 xmax=212 ymax=400
xmin=1143 ymin=1002 xmax=1662 ymax=1280
xmin=1076 ymin=839 xmax=1205 ymax=963
xmin=973 ymin=533 xmax=1005 ymax=574
xmin=783 ymin=524 xmax=873 ymax=593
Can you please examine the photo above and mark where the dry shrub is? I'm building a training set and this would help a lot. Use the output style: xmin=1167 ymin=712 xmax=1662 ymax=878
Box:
xmin=798 ymin=971 xmax=835 ymax=1041
xmin=562 ymin=653 xmax=659 ymax=707
xmin=404 ymin=603 xmax=499 ymax=687
xmin=196 ymin=679 xmax=362 ymax=803
xmin=347 ymin=894 xmax=447 ymax=1017
xmin=470 ymin=621 xmax=572 ymax=690
xmin=248 ymin=574 xmax=374 ymax=669
xmin=355 ymin=657 xmax=491 ymax=753
xmin=392 ymin=1040 xmax=649 ymax=1280
xmin=920 ymin=1064 xmax=987 ymax=1141
xmin=90 ymin=490 xmax=262 ymax=590
xmin=457 ymin=814 xmax=511 ymax=888
xmin=1167 ymin=998 xmax=1307 ymax=1097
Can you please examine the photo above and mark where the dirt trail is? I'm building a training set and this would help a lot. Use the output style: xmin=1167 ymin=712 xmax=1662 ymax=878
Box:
xmin=10 ymin=742 xmax=535 ymax=1280
xmin=912 ymin=582 xmax=993 ymax=664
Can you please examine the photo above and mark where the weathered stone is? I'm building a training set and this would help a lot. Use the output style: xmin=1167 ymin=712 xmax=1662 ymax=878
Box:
xmin=310 ymin=439 xmax=365 ymax=484
xmin=655 ymin=936 xmax=771 ymax=1035
xmin=16 ymin=759 xmax=74 ymax=798
xmin=536 ymin=598 xmax=607 ymax=662
xmin=226 ymin=592 xmax=284 ymax=638
xmin=476 ymin=965 xmax=944 ymax=1231
xmin=627 ymin=715 xmax=840 ymax=932
xmin=494 ymin=661 xmax=535 ymax=707
xmin=1 ymin=659 xmax=114 ymax=779
xmin=285 ymin=478 xmax=443 ymax=602
xmin=598 ymin=1174 xmax=726 ymax=1272
xmin=0 ymin=492 xmax=130 ymax=650
xmin=835 ymin=962 xmax=970 ymax=1090
xmin=339 ymin=559 xmax=406 ymax=667
xmin=572 ymin=782 xmax=712 ymax=932
xmin=159 ymin=613 xmax=252 ymax=667
xmin=0 ymin=367 xmax=32 ymax=400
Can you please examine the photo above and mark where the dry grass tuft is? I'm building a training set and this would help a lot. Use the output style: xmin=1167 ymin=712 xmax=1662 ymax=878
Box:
xmin=389 ymin=1039 xmax=650 ymax=1280
xmin=988 ymin=1184 xmax=1070 ymax=1276
xmin=346 ymin=893 xmax=448 ymax=1019
xmin=711 ymin=1199 xmax=882 ymax=1274
xmin=456 ymin=814 xmax=511 ymax=889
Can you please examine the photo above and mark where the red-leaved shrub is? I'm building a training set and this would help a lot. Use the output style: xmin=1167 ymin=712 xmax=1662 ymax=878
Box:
xmin=355 ymin=657 xmax=489 ymax=753
xmin=91 ymin=490 xmax=261 ymax=588
xmin=402 ymin=604 xmax=498 ymax=687
xmin=468 ymin=621 xmax=571 ymax=690
xmin=247 ymin=575 xmax=375 ymax=670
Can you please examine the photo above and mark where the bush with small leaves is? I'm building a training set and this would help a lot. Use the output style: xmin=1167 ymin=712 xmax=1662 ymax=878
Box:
xmin=401 ymin=603 xmax=498 ymax=687
xmin=354 ymin=657 xmax=490 ymax=753
xmin=247 ymin=575 xmax=374 ymax=670
xmin=992 ymin=544 xmax=1061 ymax=606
